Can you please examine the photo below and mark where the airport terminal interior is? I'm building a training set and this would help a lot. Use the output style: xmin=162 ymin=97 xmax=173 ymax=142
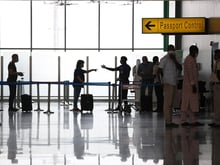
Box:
xmin=1 ymin=0 xmax=220 ymax=165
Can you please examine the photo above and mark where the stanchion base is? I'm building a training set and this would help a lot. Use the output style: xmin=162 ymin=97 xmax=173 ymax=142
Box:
xmin=34 ymin=109 xmax=44 ymax=112
xmin=106 ymin=109 xmax=120 ymax=114
xmin=43 ymin=111 xmax=54 ymax=114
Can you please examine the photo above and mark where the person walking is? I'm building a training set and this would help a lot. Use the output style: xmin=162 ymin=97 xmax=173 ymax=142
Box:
xmin=72 ymin=60 xmax=97 ymax=112
xmin=101 ymin=56 xmax=131 ymax=112
xmin=209 ymin=49 xmax=220 ymax=127
xmin=180 ymin=45 xmax=204 ymax=126
xmin=158 ymin=45 xmax=182 ymax=127
xmin=7 ymin=54 xmax=24 ymax=112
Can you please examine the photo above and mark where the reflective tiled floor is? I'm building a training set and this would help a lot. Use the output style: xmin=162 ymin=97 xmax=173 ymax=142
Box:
xmin=0 ymin=101 xmax=217 ymax=165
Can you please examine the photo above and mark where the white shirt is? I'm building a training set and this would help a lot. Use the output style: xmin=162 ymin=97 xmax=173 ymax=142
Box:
xmin=159 ymin=54 xmax=178 ymax=86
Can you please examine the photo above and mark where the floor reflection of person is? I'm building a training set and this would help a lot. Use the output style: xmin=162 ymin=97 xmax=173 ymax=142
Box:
xmin=7 ymin=112 xmax=18 ymax=163
xmin=164 ymin=128 xmax=179 ymax=165
xmin=118 ymin=114 xmax=131 ymax=162
xmin=212 ymin=128 xmax=220 ymax=165
xmin=73 ymin=113 xmax=85 ymax=159
xmin=133 ymin=113 xmax=154 ymax=162
xmin=180 ymin=127 xmax=199 ymax=165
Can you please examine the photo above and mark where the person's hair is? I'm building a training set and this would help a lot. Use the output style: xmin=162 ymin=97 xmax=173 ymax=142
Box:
xmin=76 ymin=60 xmax=84 ymax=68
xmin=142 ymin=56 xmax=148 ymax=62
xmin=12 ymin=54 xmax=18 ymax=59
xmin=167 ymin=44 xmax=175 ymax=51
xmin=153 ymin=56 xmax=159 ymax=63
xmin=189 ymin=45 xmax=199 ymax=56
xmin=121 ymin=56 xmax=127 ymax=62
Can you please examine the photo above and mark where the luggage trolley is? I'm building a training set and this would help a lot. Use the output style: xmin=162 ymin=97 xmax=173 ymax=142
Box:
xmin=121 ymin=81 xmax=141 ymax=112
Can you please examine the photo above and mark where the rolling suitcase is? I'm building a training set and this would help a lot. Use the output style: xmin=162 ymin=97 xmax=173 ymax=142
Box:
xmin=80 ymin=94 xmax=93 ymax=112
xmin=21 ymin=94 xmax=32 ymax=112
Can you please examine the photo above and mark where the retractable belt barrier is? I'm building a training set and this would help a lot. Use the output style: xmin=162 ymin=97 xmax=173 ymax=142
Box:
xmin=0 ymin=81 xmax=111 ymax=114
xmin=0 ymin=81 xmax=162 ymax=114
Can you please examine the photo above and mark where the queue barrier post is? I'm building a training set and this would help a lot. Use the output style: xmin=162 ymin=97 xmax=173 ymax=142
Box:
xmin=61 ymin=80 xmax=71 ymax=106
xmin=44 ymin=82 xmax=54 ymax=114
xmin=34 ymin=82 xmax=44 ymax=111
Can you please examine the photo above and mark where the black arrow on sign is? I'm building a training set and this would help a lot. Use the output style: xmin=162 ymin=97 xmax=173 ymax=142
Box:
xmin=145 ymin=21 xmax=155 ymax=30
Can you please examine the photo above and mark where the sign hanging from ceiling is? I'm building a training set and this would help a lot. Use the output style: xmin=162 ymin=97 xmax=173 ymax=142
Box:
xmin=142 ymin=17 xmax=206 ymax=34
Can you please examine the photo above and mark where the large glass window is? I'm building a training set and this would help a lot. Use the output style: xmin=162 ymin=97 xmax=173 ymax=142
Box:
xmin=0 ymin=1 xmax=30 ymax=48
xmin=0 ymin=0 xmax=175 ymax=98
xmin=134 ymin=1 xmax=164 ymax=49
xmin=32 ymin=1 xmax=65 ymax=49
xmin=66 ymin=1 xmax=99 ymax=49
xmin=100 ymin=1 xmax=132 ymax=49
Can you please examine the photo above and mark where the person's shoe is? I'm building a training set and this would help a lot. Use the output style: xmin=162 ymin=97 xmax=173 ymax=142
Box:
xmin=13 ymin=108 xmax=19 ymax=112
xmin=70 ymin=108 xmax=81 ymax=112
xmin=9 ymin=108 xmax=19 ymax=112
xmin=208 ymin=123 xmax=220 ymax=127
xmin=114 ymin=107 xmax=120 ymax=111
xmin=181 ymin=122 xmax=190 ymax=126
xmin=165 ymin=122 xmax=179 ymax=127
xmin=190 ymin=122 xmax=204 ymax=126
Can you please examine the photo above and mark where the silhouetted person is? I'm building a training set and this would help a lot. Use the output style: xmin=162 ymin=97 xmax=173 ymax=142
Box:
xmin=132 ymin=59 xmax=141 ymax=110
xmin=209 ymin=49 xmax=220 ymax=127
xmin=7 ymin=54 xmax=23 ymax=112
xmin=138 ymin=56 xmax=154 ymax=112
xmin=101 ymin=56 xmax=131 ymax=112
xmin=72 ymin=60 xmax=97 ymax=112
xmin=153 ymin=56 xmax=163 ymax=113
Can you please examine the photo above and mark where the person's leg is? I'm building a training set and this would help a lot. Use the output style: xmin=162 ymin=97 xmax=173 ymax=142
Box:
xmin=116 ymin=83 xmax=122 ymax=110
xmin=155 ymin=84 xmax=164 ymax=112
xmin=9 ymin=84 xmax=16 ymax=110
xmin=214 ymin=85 xmax=220 ymax=124
xmin=73 ymin=86 xmax=81 ymax=109
xmin=122 ymin=88 xmax=128 ymax=105
xmin=163 ymin=84 xmax=176 ymax=124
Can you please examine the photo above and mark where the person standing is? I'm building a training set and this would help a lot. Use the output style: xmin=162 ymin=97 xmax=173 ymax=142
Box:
xmin=72 ymin=60 xmax=97 ymax=111
xmin=180 ymin=45 xmax=204 ymax=126
xmin=132 ymin=59 xmax=142 ymax=110
xmin=138 ymin=56 xmax=154 ymax=112
xmin=101 ymin=56 xmax=131 ymax=112
xmin=152 ymin=56 xmax=163 ymax=113
xmin=158 ymin=45 xmax=182 ymax=127
xmin=7 ymin=54 xmax=24 ymax=112
xmin=209 ymin=49 xmax=220 ymax=127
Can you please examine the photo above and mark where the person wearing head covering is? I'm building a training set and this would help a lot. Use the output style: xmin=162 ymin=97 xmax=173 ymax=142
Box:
xmin=101 ymin=56 xmax=131 ymax=112
xmin=209 ymin=49 xmax=220 ymax=127
xmin=158 ymin=44 xmax=182 ymax=127
xmin=132 ymin=59 xmax=141 ymax=110
xmin=7 ymin=54 xmax=24 ymax=112
xmin=153 ymin=56 xmax=163 ymax=113
xmin=180 ymin=45 xmax=204 ymax=126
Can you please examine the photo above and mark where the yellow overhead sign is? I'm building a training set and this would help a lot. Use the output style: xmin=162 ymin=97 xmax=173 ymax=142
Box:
xmin=208 ymin=18 xmax=220 ymax=34
xmin=142 ymin=18 xmax=206 ymax=34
